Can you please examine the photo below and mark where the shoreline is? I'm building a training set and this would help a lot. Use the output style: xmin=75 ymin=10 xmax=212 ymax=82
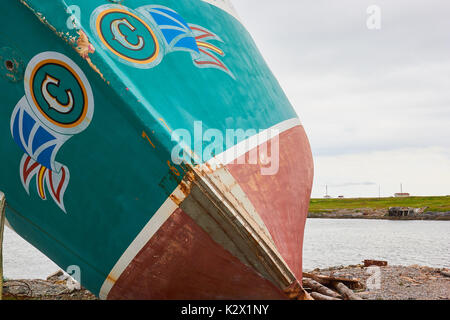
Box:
xmin=308 ymin=264 xmax=449 ymax=300
xmin=308 ymin=196 xmax=450 ymax=221
xmin=3 ymin=264 xmax=448 ymax=300
xmin=308 ymin=212 xmax=450 ymax=221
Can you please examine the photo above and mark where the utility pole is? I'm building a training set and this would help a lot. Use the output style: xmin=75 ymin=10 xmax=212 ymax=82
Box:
xmin=325 ymin=185 xmax=330 ymax=198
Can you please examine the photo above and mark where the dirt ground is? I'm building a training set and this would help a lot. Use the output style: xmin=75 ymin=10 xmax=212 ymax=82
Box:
xmin=2 ymin=272 xmax=97 ymax=300
xmin=3 ymin=265 xmax=449 ymax=300
xmin=310 ymin=264 xmax=450 ymax=300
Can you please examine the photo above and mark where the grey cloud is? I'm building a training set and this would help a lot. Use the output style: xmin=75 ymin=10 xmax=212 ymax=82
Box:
xmin=234 ymin=0 xmax=450 ymax=157
xmin=329 ymin=182 xmax=377 ymax=187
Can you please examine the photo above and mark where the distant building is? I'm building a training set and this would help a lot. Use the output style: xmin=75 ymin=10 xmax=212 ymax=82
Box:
xmin=338 ymin=195 xmax=345 ymax=199
xmin=394 ymin=193 xmax=410 ymax=198
xmin=388 ymin=207 xmax=414 ymax=217
xmin=324 ymin=195 xmax=331 ymax=199
xmin=395 ymin=184 xmax=409 ymax=197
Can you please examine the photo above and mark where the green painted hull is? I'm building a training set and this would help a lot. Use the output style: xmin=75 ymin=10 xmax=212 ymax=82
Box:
xmin=0 ymin=0 xmax=303 ymax=297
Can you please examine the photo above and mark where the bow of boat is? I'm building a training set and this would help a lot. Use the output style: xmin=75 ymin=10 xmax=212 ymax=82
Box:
xmin=102 ymin=121 xmax=313 ymax=300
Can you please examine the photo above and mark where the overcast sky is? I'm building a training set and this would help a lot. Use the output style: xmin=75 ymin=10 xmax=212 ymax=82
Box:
xmin=232 ymin=0 xmax=450 ymax=198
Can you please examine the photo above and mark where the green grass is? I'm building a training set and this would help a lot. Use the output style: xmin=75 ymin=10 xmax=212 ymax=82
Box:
xmin=309 ymin=196 xmax=450 ymax=213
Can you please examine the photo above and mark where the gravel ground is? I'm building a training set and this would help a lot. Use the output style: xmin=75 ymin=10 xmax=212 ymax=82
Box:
xmin=310 ymin=264 xmax=450 ymax=300
xmin=3 ymin=265 xmax=448 ymax=300
xmin=2 ymin=271 xmax=97 ymax=300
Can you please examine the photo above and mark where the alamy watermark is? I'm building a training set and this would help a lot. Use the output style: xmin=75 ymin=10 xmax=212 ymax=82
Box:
xmin=66 ymin=265 xmax=81 ymax=291
xmin=171 ymin=121 xmax=280 ymax=176
xmin=66 ymin=5 xmax=81 ymax=29
xmin=366 ymin=266 xmax=382 ymax=290
xmin=367 ymin=5 xmax=382 ymax=30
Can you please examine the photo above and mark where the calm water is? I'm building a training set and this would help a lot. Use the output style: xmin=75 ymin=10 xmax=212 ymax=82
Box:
xmin=3 ymin=227 xmax=59 ymax=279
xmin=2 ymin=219 xmax=449 ymax=279
xmin=303 ymin=219 xmax=450 ymax=270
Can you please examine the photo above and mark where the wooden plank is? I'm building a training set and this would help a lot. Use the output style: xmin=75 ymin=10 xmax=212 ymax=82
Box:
xmin=0 ymin=191 xmax=6 ymax=300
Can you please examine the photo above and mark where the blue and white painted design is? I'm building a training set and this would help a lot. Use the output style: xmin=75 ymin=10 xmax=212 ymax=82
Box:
xmin=92 ymin=4 xmax=234 ymax=77
xmin=10 ymin=52 xmax=94 ymax=213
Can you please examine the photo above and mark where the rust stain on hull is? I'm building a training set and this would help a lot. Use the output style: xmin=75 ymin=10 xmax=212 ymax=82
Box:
xmin=106 ymin=275 xmax=117 ymax=284
xmin=74 ymin=30 xmax=107 ymax=83
xmin=19 ymin=0 xmax=108 ymax=83
xmin=284 ymin=281 xmax=314 ymax=300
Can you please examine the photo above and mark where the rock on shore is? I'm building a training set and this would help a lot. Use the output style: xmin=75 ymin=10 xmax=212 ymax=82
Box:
xmin=2 ymin=270 xmax=97 ymax=300
xmin=308 ymin=264 xmax=450 ymax=300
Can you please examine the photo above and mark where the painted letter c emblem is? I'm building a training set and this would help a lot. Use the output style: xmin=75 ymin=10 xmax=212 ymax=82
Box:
xmin=111 ymin=18 xmax=145 ymax=50
xmin=41 ymin=74 xmax=75 ymax=114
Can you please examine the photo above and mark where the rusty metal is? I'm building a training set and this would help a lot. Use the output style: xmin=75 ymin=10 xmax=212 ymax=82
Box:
xmin=364 ymin=260 xmax=388 ymax=267
xmin=284 ymin=280 xmax=313 ymax=300
xmin=0 ymin=46 xmax=25 ymax=83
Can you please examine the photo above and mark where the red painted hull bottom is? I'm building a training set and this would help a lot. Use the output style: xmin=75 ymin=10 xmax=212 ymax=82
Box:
xmin=108 ymin=125 xmax=314 ymax=300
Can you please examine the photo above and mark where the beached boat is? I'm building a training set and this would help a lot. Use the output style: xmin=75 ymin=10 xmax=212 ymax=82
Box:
xmin=0 ymin=0 xmax=313 ymax=299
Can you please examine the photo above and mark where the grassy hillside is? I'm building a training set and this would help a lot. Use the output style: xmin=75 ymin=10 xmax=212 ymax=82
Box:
xmin=309 ymin=196 xmax=450 ymax=213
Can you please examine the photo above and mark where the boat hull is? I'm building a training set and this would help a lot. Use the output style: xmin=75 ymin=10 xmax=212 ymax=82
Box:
xmin=0 ymin=0 xmax=313 ymax=299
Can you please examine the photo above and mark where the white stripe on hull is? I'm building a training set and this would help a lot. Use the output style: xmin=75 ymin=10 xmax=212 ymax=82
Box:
xmin=210 ymin=118 xmax=301 ymax=167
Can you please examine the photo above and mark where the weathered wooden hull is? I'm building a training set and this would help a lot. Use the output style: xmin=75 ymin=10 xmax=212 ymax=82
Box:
xmin=104 ymin=125 xmax=313 ymax=299
xmin=0 ymin=0 xmax=313 ymax=299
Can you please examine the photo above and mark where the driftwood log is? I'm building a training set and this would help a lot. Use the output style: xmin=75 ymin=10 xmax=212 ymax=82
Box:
xmin=303 ymin=278 xmax=342 ymax=299
xmin=440 ymin=270 xmax=450 ymax=278
xmin=302 ymin=272 xmax=364 ymax=301
xmin=303 ymin=272 xmax=363 ymax=290
xmin=333 ymin=282 xmax=363 ymax=300
xmin=310 ymin=292 xmax=341 ymax=301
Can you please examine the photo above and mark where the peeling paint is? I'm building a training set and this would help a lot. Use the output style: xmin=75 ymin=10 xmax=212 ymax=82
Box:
xmin=19 ymin=0 xmax=108 ymax=84
xmin=74 ymin=30 xmax=108 ymax=83
xmin=179 ymin=171 xmax=196 ymax=196
xmin=19 ymin=0 xmax=59 ymax=35
xmin=169 ymin=194 xmax=182 ymax=206
xmin=1 ymin=58 xmax=23 ymax=82
xmin=75 ymin=30 xmax=95 ymax=59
